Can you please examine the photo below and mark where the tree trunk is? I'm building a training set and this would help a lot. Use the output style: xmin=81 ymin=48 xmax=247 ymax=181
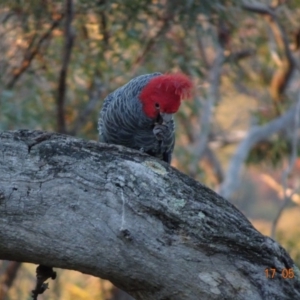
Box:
xmin=0 ymin=130 xmax=299 ymax=300
xmin=0 ymin=261 xmax=22 ymax=300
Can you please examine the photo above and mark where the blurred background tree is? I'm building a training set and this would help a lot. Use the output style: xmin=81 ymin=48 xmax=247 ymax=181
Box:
xmin=0 ymin=0 xmax=299 ymax=299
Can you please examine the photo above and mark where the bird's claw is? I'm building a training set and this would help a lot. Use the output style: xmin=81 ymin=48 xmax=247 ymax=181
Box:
xmin=153 ymin=124 xmax=168 ymax=141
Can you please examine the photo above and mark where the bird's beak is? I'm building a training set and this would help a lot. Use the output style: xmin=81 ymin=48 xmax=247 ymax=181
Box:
xmin=160 ymin=113 xmax=172 ymax=124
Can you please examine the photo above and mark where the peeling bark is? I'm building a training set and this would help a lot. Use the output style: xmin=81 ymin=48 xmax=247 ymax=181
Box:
xmin=0 ymin=130 xmax=299 ymax=300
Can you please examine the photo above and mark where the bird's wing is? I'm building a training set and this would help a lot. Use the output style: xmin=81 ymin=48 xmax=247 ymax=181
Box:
xmin=98 ymin=92 xmax=115 ymax=141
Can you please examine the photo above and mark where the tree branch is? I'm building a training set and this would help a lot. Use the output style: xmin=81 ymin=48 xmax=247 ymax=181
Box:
xmin=6 ymin=15 xmax=63 ymax=89
xmin=0 ymin=261 xmax=21 ymax=300
xmin=98 ymin=0 xmax=110 ymax=51
xmin=69 ymin=75 xmax=104 ymax=136
xmin=243 ymin=1 xmax=295 ymax=112
xmin=203 ymin=146 xmax=224 ymax=184
xmin=0 ymin=130 xmax=299 ymax=300
xmin=271 ymin=93 xmax=300 ymax=239
xmin=56 ymin=0 xmax=75 ymax=134
xmin=209 ymin=130 xmax=248 ymax=149
xmin=131 ymin=0 xmax=175 ymax=73
xmin=219 ymin=104 xmax=299 ymax=199
xmin=190 ymin=43 xmax=224 ymax=171
xmin=260 ymin=174 xmax=300 ymax=205
xmin=133 ymin=17 xmax=171 ymax=68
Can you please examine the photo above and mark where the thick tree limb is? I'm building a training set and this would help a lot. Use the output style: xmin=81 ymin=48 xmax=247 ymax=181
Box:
xmin=0 ymin=130 xmax=299 ymax=300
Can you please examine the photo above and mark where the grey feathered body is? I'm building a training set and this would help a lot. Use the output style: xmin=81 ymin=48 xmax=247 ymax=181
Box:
xmin=98 ymin=73 xmax=175 ymax=163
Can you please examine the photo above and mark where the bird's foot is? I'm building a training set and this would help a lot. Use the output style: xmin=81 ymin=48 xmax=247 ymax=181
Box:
xmin=153 ymin=124 xmax=169 ymax=141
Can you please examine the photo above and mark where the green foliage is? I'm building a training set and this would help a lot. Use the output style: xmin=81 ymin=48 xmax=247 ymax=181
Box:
xmin=246 ymin=137 xmax=291 ymax=167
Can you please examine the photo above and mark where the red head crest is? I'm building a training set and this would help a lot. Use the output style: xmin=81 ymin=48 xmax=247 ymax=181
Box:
xmin=139 ymin=73 xmax=193 ymax=118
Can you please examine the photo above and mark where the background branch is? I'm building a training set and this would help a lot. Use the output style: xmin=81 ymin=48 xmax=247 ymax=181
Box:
xmin=189 ymin=39 xmax=224 ymax=176
xmin=243 ymin=1 xmax=295 ymax=113
xmin=69 ymin=74 xmax=104 ymax=136
xmin=0 ymin=262 xmax=21 ymax=300
xmin=56 ymin=0 xmax=75 ymax=134
xmin=6 ymin=15 xmax=63 ymax=89
xmin=131 ymin=0 xmax=175 ymax=74
xmin=271 ymin=93 xmax=300 ymax=238
xmin=219 ymin=104 xmax=299 ymax=199
xmin=261 ymin=174 xmax=300 ymax=205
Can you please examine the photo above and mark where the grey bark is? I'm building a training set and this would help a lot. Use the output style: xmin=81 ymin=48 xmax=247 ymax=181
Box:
xmin=0 ymin=130 xmax=299 ymax=300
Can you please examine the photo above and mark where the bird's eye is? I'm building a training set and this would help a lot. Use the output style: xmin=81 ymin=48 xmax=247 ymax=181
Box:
xmin=155 ymin=103 xmax=160 ymax=108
